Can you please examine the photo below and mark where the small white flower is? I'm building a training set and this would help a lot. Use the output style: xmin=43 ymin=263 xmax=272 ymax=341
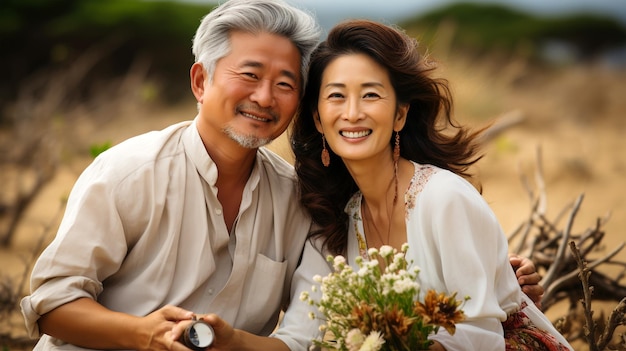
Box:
xmin=366 ymin=260 xmax=379 ymax=269
xmin=300 ymin=291 xmax=309 ymax=301
xmin=401 ymin=242 xmax=409 ymax=252
xmin=359 ymin=331 xmax=385 ymax=351
xmin=333 ymin=255 xmax=346 ymax=268
xmin=358 ymin=266 xmax=369 ymax=276
xmin=393 ymin=278 xmax=419 ymax=294
xmin=313 ymin=274 xmax=322 ymax=283
xmin=379 ymin=245 xmax=394 ymax=258
xmin=346 ymin=328 xmax=365 ymax=351
xmin=308 ymin=311 xmax=315 ymax=320
xmin=367 ymin=247 xmax=379 ymax=257
xmin=393 ymin=252 xmax=405 ymax=264
xmin=387 ymin=262 xmax=398 ymax=272
xmin=355 ymin=255 xmax=364 ymax=265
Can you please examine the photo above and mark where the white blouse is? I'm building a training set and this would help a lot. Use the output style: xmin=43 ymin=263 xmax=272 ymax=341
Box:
xmin=341 ymin=162 xmax=573 ymax=351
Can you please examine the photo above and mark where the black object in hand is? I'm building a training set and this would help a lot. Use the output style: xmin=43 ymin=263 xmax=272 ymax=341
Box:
xmin=180 ymin=317 xmax=215 ymax=351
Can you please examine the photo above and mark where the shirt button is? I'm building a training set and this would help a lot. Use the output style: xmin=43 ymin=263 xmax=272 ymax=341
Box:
xmin=215 ymin=208 xmax=222 ymax=215
xmin=208 ymin=288 xmax=214 ymax=295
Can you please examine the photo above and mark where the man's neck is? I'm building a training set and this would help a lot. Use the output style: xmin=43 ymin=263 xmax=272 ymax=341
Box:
xmin=202 ymin=134 xmax=258 ymax=232
xmin=204 ymin=139 xmax=257 ymax=193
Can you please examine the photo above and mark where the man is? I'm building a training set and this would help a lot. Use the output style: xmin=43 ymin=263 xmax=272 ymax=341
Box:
xmin=22 ymin=1 xmax=320 ymax=350
xmin=21 ymin=1 xmax=543 ymax=350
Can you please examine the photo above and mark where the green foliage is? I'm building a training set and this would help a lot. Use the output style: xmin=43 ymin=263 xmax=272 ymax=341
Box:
xmin=0 ymin=0 xmax=215 ymax=43
xmin=45 ymin=0 xmax=211 ymax=40
xmin=399 ymin=2 xmax=626 ymax=60
xmin=90 ymin=141 xmax=112 ymax=158
xmin=0 ymin=0 xmax=216 ymax=105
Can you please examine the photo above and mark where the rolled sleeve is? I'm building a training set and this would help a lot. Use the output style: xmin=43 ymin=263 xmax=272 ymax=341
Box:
xmin=19 ymin=149 xmax=133 ymax=339
xmin=20 ymin=276 xmax=102 ymax=338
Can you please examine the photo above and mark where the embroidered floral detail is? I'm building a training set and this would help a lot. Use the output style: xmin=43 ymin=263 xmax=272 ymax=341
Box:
xmin=347 ymin=193 xmax=369 ymax=259
xmin=405 ymin=163 xmax=436 ymax=219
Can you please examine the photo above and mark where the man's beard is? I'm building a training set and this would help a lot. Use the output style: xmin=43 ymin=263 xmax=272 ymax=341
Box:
xmin=223 ymin=126 xmax=272 ymax=149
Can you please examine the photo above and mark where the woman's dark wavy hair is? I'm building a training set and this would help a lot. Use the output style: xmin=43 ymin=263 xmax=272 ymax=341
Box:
xmin=290 ymin=19 xmax=486 ymax=256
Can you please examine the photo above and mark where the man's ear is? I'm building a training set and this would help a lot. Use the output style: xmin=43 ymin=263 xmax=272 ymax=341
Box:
xmin=190 ymin=63 xmax=207 ymax=103
xmin=313 ymin=111 xmax=324 ymax=134
xmin=394 ymin=104 xmax=409 ymax=131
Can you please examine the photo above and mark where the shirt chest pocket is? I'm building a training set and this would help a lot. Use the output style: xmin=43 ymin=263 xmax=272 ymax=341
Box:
xmin=237 ymin=253 xmax=288 ymax=333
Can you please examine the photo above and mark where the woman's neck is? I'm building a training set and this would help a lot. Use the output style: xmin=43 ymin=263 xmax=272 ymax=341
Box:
xmin=349 ymin=157 xmax=412 ymax=250
xmin=346 ymin=157 xmax=396 ymax=209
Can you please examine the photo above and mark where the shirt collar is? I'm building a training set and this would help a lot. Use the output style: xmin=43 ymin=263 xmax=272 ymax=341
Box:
xmin=182 ymin=117 xmax=261 ymax=191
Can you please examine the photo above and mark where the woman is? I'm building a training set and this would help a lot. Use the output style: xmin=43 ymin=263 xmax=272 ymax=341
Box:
xmin=290 ymin=19 xmax=573 ymax=350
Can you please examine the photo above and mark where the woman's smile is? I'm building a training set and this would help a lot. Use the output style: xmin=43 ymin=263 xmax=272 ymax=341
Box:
xmin=340 ymin=129 xmax=372 ymax=139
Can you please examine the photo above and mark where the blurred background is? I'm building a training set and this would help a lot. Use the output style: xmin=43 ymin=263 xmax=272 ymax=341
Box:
xmin=1 ymin=0 xmax=625 ymax=349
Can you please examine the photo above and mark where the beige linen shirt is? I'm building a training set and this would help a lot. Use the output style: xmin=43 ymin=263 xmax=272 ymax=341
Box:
xmin=20 ymin=118 xmax=321 ymax=351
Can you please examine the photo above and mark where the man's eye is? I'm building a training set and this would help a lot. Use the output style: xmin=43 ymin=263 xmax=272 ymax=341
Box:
xmin=277 ymin=82 xmax=295 ymax=90
xmin=242 ymin=72 xmax=258 ymax=79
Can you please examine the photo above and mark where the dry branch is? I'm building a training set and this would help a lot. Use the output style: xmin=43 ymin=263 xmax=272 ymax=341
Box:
xmin=0 ymin=202 xmax=65 ymax=349
xmin=477 ymin=109 xmax=525 ymax=144
xmin=570 ymin=241 xmax=626 ymax=351
xmin=0 ymin=37 xmax=151 ymax=247
xmin=508 ymin=146 xmax=626 ymax=349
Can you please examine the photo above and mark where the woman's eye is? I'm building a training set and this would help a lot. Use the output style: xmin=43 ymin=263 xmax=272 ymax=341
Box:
xmin=328 ymin=93 xmax=344 ymax=99
xmin=363 ymin=92 xmax=380 ymax=99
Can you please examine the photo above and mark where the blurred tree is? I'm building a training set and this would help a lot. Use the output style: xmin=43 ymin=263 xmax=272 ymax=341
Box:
xmin=0 ymin=0 xmax=216 ymax=116
xmin=400 ymin=2 xmax=626 ymax=63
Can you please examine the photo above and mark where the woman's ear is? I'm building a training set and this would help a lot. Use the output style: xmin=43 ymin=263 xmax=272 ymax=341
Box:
xmin=394 ymin=104 xmax=409 ymax=131
xmin=190 ymin=63 xmax=207 ymax=103
xmin=313 ymin=111 xmax=324 ymax=134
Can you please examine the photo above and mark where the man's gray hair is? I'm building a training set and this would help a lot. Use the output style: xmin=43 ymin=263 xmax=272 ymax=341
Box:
xmin=192 ymin=0 xmax=321 ymax=93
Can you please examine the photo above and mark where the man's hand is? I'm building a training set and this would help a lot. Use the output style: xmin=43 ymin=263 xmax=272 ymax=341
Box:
xmin=174 ymin=314 xmax=291 ymax=351
xmin=138 ymin=305 xmax=196 ymax=351
xmin=509 ymin=253 xmax=544 ymax=309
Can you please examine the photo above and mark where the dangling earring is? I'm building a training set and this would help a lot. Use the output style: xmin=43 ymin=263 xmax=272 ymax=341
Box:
xmin=392 ymin=131 xmax=400 ymax=204
xmin=321 ymin=135 xmax=330 ymax=167
xmin=393 ymin=131 xmax=400 ymax=163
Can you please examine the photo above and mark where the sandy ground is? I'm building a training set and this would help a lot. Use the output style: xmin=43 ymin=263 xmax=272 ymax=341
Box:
xmin=1 ymin=58 xmax=624 ymax=349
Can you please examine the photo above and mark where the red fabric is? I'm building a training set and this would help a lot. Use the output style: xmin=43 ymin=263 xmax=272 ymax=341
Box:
xmin=503 ymin=302 xmax=569 ymax=351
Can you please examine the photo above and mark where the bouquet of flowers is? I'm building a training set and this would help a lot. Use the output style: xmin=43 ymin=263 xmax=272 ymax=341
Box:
xmin=300 ymin=244 xmax=468 ymax=351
